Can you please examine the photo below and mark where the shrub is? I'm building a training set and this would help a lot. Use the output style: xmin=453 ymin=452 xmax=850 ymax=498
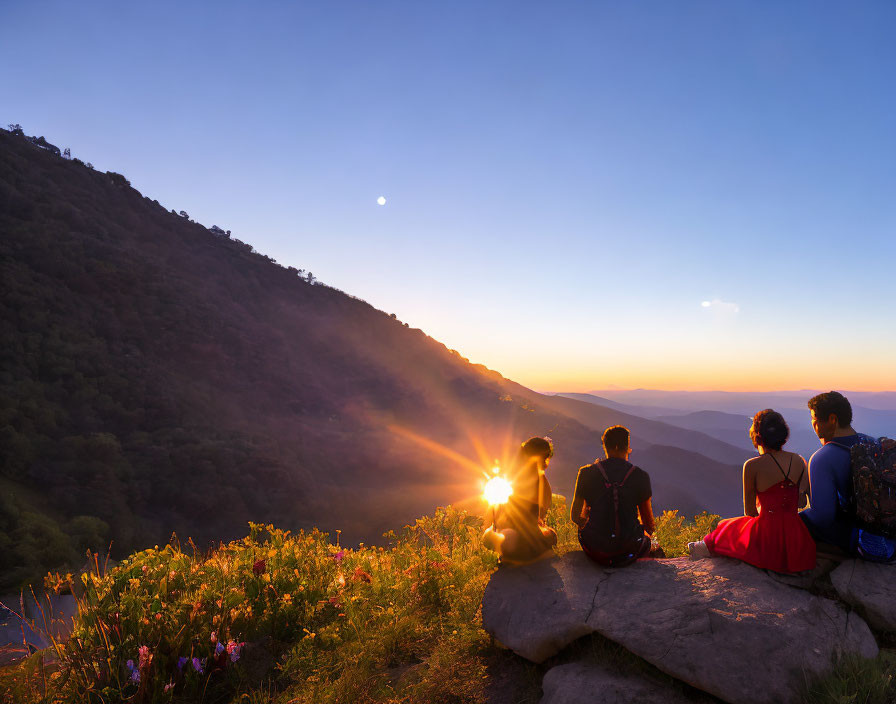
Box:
xmin=653 ymin=510 xmax=720 ymax=557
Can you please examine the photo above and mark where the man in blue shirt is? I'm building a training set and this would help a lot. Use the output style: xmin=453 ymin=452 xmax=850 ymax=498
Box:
xmin=800 ymin=391 xmax=866 ymax=552
xmin=800 ymin=390 xmax=895 ymax=560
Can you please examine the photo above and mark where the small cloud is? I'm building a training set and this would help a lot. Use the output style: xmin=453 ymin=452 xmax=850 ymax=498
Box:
xmin=700 ymin=298 xmax=740 ymax=315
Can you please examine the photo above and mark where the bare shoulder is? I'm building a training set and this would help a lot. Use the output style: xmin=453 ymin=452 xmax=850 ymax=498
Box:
xmin=743 ymin=456 xmax=761 ymax=472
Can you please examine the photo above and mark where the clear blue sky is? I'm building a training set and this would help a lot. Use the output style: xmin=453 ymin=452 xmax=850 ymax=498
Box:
xmin=4 ymin=1 xmax=895 ymax=390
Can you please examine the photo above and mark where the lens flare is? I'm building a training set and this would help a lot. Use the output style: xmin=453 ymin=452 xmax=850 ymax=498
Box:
xmin=483 ymin=476 xmax=513 ymax=506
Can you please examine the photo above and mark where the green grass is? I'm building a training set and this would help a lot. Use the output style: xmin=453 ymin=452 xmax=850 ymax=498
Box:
xmin=0 ymin=499 xmax=892 ymax=704
xmin=801 ymin=650 xmax=896 ymax=704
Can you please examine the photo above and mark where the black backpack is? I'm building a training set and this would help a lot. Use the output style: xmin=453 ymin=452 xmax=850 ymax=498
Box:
xmin=845 ymin=437 xmax=896 ymax=539
xmin=595 ymin=460 xmax=636 ymax=542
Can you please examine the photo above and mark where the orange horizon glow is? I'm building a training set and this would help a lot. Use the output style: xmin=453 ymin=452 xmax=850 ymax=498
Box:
xmin=494 ymin=363 xmax=896 ymax=395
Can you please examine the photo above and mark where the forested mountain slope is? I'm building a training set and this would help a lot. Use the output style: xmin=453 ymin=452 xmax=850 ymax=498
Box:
xmin=0 ymin=128 xmax=739 ymax=588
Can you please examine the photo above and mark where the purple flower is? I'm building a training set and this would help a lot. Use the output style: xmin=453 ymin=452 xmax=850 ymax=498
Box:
xmin=125 ymin=658 xmax=140 ymax=684
xmin=226 ymin=640 xmax=243 ymax=663
xmin=192 ymin=657 xmax=205 ymax=674
xmin=215 ymin=641 xmax=225 ymax=656
xmin=177 ymin=657 xmax=187 ymax=671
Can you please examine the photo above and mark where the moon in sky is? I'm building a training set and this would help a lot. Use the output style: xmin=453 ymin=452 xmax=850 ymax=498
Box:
xmin=376 ymin=196 xmax=387 ymax=206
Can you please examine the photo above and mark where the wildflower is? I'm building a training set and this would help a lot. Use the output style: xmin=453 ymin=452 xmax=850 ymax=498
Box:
xmin=215 ymin=641 xmax=225 ymax=656
xmin=253 ymin=559 xmax=266 ymax=576
xmin=177 ymin=657 xmax=187 ymax=671
xmin=192 ymin=657 xmax=205 ymax=674
xmin=333 ymin=550 xmax=345 ymax=562
xmin=142 ymin=565 xmax=148 ymax=575
xmin=138 ymin=645 xmax=152 ymax=670
xmin=282 ymin=593 xmax=293 ymax=605
xmin=164 ymin=681 xmax=175 ymax=693
xmin=226 ymin=640 xmax=243 ymax=663
xmin=210 ymin=631 xmax=217 ymax=644
xmin=126 ymin=659 xmax=140 ymax=684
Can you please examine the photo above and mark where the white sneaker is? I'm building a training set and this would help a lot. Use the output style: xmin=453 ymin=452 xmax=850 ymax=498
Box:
xmin=688 ymin=541 xmax=711 ymax=559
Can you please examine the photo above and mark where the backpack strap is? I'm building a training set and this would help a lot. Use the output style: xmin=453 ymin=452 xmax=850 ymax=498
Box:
xmin=596 ymin=460 xmax=636 ymax=538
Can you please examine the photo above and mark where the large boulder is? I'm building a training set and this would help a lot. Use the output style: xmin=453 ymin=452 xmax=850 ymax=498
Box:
xmin=482 ymin=553 xmax=878 ymax=704
xmin=541 ymin=661 xmax=714 ymax=704
xmin=830 ymin=559 xmax=896 ymax=633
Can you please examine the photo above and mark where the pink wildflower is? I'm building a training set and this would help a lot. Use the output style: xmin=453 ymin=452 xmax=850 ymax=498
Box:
xmin=333 ymin=550 xmax=345 ymax=562
xmin=253 ymin=559 xmax=266 ymax=575
xmin=138 ymin=645 xmax=152 ymax=670
xmin=164 ymin=682 xmax=174 ymax=693
xmin=210 ymin=631 xmax=217 ymax=644
xmin=226 ymin=641 xmax=244 ymax=663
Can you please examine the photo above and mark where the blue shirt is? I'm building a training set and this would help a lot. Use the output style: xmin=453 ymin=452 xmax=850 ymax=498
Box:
xmin=800 ymin=433 xmax=873 ymax=551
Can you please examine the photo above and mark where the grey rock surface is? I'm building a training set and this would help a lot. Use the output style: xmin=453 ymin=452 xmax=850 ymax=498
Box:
xmin=541 ymin=661 xmax=715 ymax=704
xmin=482 ymin=553 xmax=878 ymax=704
xmin=830 ymin=559 xmax=896 ymax=633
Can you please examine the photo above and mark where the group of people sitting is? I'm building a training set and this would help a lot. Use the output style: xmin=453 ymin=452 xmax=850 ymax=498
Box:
xmin=483 ymin=391 xmax=895 ymax=573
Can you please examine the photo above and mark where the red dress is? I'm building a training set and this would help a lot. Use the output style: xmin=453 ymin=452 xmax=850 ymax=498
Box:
xmin=703 ymin=458 xmax=816 ymax=574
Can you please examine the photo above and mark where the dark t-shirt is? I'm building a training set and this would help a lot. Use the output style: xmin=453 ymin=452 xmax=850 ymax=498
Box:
xmin=574 ymin=458 xmax=652 ymax=553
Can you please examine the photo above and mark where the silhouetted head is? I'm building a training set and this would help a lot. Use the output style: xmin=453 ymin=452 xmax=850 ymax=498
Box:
xmin=602 ymin=425 xmax=631 ymax=458
xmin=808 ymin=391 xmax=852 ymax=442
xmin=516 ymin=436 xmax=553 ymax=470
xmin=749 ymin=409 xmax=789 ymax=451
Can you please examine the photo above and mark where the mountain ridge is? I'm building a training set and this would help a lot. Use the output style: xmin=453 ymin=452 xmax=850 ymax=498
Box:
xmin=0 ymin=127 xmax=739 ymax=587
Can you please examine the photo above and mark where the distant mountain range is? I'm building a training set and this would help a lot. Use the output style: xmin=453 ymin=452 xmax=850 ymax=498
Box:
xmin=555 ymin=390 xmax=896 ymax=460
xmin=0 ymin=128 xmax=742 ymax=586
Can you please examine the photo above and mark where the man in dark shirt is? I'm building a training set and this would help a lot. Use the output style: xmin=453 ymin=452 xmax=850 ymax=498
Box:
xmin=570 ymin=425 xmax=655 ymax=567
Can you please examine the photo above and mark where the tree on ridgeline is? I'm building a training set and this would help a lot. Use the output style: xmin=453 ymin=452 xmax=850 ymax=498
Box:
xmin=63 ymin=147 xmax=71 ymax=160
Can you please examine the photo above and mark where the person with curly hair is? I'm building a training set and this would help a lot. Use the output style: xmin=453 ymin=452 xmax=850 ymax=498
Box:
xmin=689 ymin=409 xmax=816 ymax=573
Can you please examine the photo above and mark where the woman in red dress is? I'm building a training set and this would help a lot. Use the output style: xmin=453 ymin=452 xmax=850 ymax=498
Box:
xmin=689 ymin=409 xmax=816 ymax=573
